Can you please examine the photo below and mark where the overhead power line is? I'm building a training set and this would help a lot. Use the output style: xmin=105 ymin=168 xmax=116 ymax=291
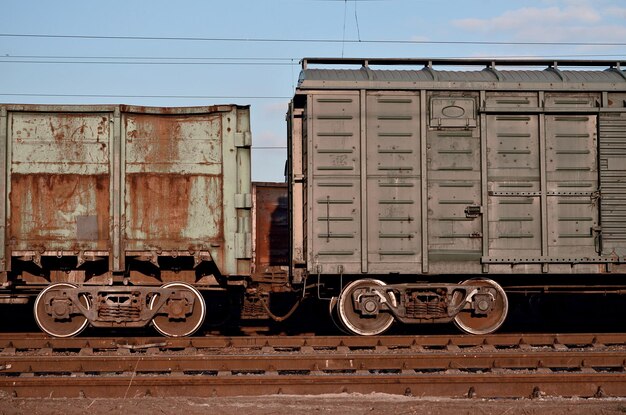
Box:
xmin=0 ymin=93 xmax=290 ymax=99
xmin=1 ymin=33 xmax=626 ymax=47
xmin=253 ymin=146 xmax=287 ymax=149
xmin=0 ymin=55 xmax=296 ymax=61
xmin=1 ymin=53 xmax=625 ymax=62
xmin=0 ymin=60 xmax=295 ymax=65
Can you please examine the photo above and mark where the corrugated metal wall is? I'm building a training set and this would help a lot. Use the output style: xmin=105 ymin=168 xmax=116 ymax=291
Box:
xmin=600 ymin=113 xmax=626 ymax=256
xmin=298 ymin=88 xmax=622 ymax=276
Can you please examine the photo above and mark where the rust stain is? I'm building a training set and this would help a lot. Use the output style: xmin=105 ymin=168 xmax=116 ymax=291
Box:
xmin=124 ymin=113 xmax=221 ymax=165
xmin=125 ymin=174 xmax=223 ymax=249
xmin=46 ymin=113 xmax=99 ymax=142
xmin=254 ymin=183 xmax=289 ymax=272
xmin=10 ymin=174 xmax=110 ymax=250
xmin=127 ymin=173 xmax=191 ymax=241
xmin=120 ymin=104 xmax=235 ymax=115
xmin=12 ymin=113 xmax=110 ymax=165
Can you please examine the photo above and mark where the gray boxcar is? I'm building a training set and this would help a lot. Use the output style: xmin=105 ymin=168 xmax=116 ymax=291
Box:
xmin=288 ymin=58 xmax=626 ymax=335
xmin=0 ymin=104 xmax=252 ymax=336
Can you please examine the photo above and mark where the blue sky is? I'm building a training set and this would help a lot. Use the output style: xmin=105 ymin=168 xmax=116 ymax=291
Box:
xmin=2 ymin=0 xmax=625 ymax=181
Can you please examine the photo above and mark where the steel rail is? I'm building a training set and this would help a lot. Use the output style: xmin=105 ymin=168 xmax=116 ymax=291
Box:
xmin=1 ymin=333 xmax=626 ymax=398
xmin=1 ymin=372 xmax=624 ymax=399
xmin=0 ymin=333 xmax=624 ymax=351
xmin=1 ymin=351 xmax=625 ymax=373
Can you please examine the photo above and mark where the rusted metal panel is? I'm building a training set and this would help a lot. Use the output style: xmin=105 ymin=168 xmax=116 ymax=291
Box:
xmin=10 ymin=174 xmax=110 ymax=250
xmin=124 ymin=112 xmax=224 ymax=175
xmin=124 ymin=110 xmax=219 ymax=271
xmin=252 ymin=182 xmax=288 ymax=278
xmin=122 ymin=105 xmax=251 ymax=276
xmin=125 ymin=173 xmax=223 ymax=245
xmin=1 ymin=104 xmax=251 ymax=280
xmin=0 ymin=107 xmax=6 ymax=273
xmin=111 ymin=108 xmax=122 ymax=272
xmin=7 ymin=109 xmax=112 ymax=253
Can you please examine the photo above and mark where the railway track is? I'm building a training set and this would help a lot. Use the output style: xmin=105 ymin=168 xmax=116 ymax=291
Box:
xmin=1 ymin=333 xmax=626 ymax=398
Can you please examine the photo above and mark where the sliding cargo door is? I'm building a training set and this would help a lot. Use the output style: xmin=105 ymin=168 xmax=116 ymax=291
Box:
xmin=545 ymin=114 xmax=598 ymax=258
xmin=486 ymin=114 xmax=542 ymax=258
xmin=365 ymin=92 xmax=421 ymax=273
xmin=486 ymin=113 xmax=599 ymax=260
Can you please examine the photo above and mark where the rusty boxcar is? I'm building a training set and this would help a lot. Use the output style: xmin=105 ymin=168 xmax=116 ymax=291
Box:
xmin=287 ymin=58 xmax=626 ymax=335
xmin=0 ymin=104 xmax=252 ymax=337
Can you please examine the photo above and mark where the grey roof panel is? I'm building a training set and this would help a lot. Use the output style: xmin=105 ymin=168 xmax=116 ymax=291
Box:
xmin=561 ymin=70 xmax=625 ymax=83
xmin=497 ymin=70 xmax=563 ymax=83
xmin=299 ymin=67 xmax=626 ymax=89
xmin=436 ymin=70 xmax=498 ymax=82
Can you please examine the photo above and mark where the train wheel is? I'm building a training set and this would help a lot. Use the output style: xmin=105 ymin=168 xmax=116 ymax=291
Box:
xmin=337 ymin=279 xmax=394 ymax=336
xmin=453 ymin=278 xmax=508 ymax=335
xmin=33 ymin=283 xmax=90 ymax=338
xmin=150 ymin=282 xmax=206 ymax=337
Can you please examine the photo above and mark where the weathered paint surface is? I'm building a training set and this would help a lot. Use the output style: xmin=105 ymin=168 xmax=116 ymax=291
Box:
xmin=252 ymin=183 xmax=288 ymax=276
xmin=8 ymin=111 xmax=111 ymax=252
xmin=10 ymin=174 xmax=110 ymax=250
xmin=124 ymin=113 xmax=223 ymax=175
xmin=1 ymin=104 xmax=251 ymax=279
xmin=125 ymin=174 xmax=223 ymax=247
xmin=123 ymin=112 xmax=225 ymax=254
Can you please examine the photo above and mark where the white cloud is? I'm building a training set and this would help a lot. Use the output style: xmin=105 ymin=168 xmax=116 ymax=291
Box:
xmin=606 ymin=6 xmax=626 ymax=18
xmin=450 ymin=2 xmax=626 ymax=44
xmin=454 ymin=5 xmax=600 ymax=32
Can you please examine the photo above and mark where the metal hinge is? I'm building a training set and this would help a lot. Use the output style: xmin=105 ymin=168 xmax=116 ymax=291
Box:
xmin=235 ymin=132 xmax=252 ymax=147
xmin=235 ymin=193 xmax=252 ymax=209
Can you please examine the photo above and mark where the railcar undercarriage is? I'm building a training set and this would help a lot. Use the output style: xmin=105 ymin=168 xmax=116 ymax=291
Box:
xmin=33 ymin=281 xmax=207 ymax=337
xmin=329 ymin=278 xmax=509 ymax=336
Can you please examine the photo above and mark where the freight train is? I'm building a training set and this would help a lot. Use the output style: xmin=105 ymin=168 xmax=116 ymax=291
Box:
xmin=0 ymin=58 xmax=625 ymax=337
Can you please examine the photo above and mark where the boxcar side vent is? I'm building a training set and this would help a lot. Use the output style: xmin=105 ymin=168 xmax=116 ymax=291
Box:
xmin=599 ymin=113 xmax=626 ymax=256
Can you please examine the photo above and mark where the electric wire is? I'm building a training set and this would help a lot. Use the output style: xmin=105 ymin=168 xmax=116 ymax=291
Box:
xmin=1 ymin=54 xmax=625 ymax=63
xmin=1 ymin=33 xmax=625 ymax=47
xmin=0 ymin=60 xmax=296 ymax=65
xmin=0 ymin=93 xmax=290 ymax=99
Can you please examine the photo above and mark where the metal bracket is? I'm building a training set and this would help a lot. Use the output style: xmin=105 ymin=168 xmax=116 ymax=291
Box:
xmin=234 ymin=132 xmax=252 ymax=147
xmin=193 ymin=251 xmax=213 ymax=268
xmin=465 ymin=205 xmax=483 ymax=218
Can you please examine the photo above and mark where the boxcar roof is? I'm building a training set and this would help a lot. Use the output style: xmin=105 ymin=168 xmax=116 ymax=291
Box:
xmin=297 ymin=58 xmax=626 ymax=91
